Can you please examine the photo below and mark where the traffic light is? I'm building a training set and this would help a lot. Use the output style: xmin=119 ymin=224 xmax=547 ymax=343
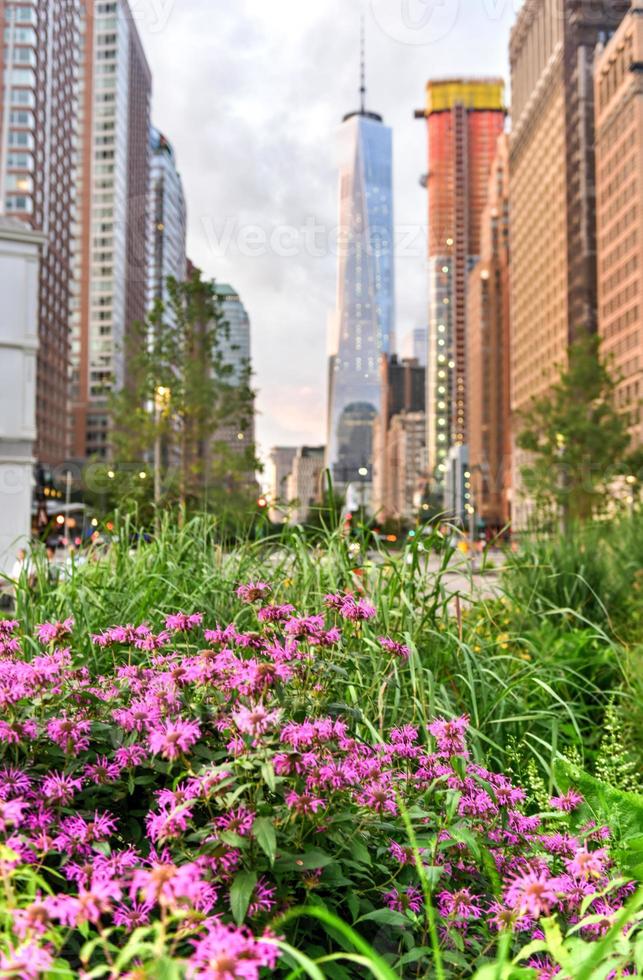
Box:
xmin=257 ymin=496 xmax=268 ymax=509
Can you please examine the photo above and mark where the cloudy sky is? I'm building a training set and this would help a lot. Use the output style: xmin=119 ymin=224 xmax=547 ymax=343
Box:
xmin=135 ymin=0 xmax=519 ymax=463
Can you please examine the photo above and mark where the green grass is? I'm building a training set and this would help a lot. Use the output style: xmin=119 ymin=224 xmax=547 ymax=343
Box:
xmin=12 ymin=510 xmax=642 ymax=782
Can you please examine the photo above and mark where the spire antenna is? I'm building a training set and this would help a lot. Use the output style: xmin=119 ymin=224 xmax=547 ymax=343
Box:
xmin=359 ymin=15 xmax=366 ymax=114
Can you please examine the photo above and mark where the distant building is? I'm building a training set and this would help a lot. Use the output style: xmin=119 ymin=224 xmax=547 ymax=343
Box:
xmin=148 ymin=127 xmax=187 ymax=315
xmin=595 ymin=3 xmax=643 ymax=448
xmin=409 ymin=327 xmax=429 ymax=368
xmin=467 ymin=133 xmax=511 ymax=533
xmin=327 ymin=75 xmax=395 ymax=488
xmin=509 ymin=0 xmax=630 ymax=525
xmin=209 ymin=283 xmax=255 ymax=484
xmin=0 ymin=217 xmax=45 ymax=572
xmin=267 ymin=446 xmax=297 ymax=521
xmin=373 ymin=355 xmax=425 ymax=518
xmin=444 ymin=444 xmax=469 ymax=526
xmin=215 ymin=283 xmax=251 ymax=386
xmin=0 ymin=0 xmax=82 ymax=467
xmin=415 ymin=79 xmax=506 ymax=491
xmin=69 ymin=0 xmax=152 ymax=460
xmin=375 ymin=412 xmax=426 ymax=522
xmin=286 ymin=446 xmax=326 ymax=524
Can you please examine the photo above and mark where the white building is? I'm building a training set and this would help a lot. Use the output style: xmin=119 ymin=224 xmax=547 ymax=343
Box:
xmin=267 ymin=446 xmax=297 ymax=521
xmin=287 ymin=446 xmax=325 ymax=524
xmin=0 ymin=217 xmax=45 ymax=574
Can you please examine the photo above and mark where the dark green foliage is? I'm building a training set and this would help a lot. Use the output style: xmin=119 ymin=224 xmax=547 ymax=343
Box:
xmin=517 ymin=334 xmax=633 ymax=527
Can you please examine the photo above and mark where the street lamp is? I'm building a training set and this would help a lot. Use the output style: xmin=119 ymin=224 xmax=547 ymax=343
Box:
xmin=154 ymin=385 xmax=171 ymax=510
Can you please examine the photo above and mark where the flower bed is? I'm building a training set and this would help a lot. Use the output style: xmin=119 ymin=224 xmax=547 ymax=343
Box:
xmin=0 ymin=586 xmax=640 ymax=978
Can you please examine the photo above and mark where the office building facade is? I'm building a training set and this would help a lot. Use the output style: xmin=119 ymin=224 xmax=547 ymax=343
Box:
xmin=0 ymin=0 xmax=82 ymax=466
xmin=416 ymin=79 xmax=505 ymax=491
xmin=148 ymin=126 xmax=187 ymax=315
xmin=467 ymin=133 xmax=511 ymax=532
xmin=509 ymin=0 xmax=630 ymax=524
xmin=69 ymin=0 xmax=152 ymax=460
xmin=595 ymin=3 xmax=643 ymax=449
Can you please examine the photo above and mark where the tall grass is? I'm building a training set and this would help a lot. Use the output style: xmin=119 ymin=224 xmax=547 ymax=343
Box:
xmin=11 ymin=510 xmax=640 ymax=783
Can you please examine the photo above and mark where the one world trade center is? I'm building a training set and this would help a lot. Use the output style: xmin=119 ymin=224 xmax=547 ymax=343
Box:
xmin=326 ymin=44 xmax=395 ymax=490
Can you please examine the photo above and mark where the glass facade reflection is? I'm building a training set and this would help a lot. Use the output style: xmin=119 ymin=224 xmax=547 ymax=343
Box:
xmin=327 ymin=110 xmax=395 ymax=486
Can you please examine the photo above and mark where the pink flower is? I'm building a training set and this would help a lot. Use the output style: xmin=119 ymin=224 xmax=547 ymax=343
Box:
xmin=0 ymin=942 xmax=53 ymax=978
xmin=216 ymin=806 xmax=256 ymax=837
xmin=257 ymin=604 xmax=295 ymax=622
xmin=114 ymin=744 xmax=148 ymax=768
xmin=148 ymin=719 xmax=201 ymax=760
xmin=41 ymin=771 xmax=83 ymax=805
xmin=428 ymin=715 xmax=469 ymax=756
xmin=236 ymin=582 xmax=271 ymax=603
xmin=285 ymin=790 xmax=325 ymax=817
xmin=187 ymin=921 xmax=280 ymax=979
xmin=0 ymin=798 xmax=26 ymax=831
xmin=47 ymin=715 xmax=91 ymax=755
xmin=378 ymin=636 xmax=410 ymax=659
xmin=245 ymin=876 xmax=276 ymax=917
xmin=232 ymin=703 xmax=281 ymax=738
xmin=146 ymin=804 xmax=194 ymax=843
xmin=337 ymin=596 xmax=376 ymax=621
xmin=383 ymin=885 xmax=423 ymax=914
xmin=565 ymin=847 xmax=608 ymax=880
xmin=164 ymin=612 xmax=203 ymax=631
xmin=113 ymin=901 xmax=152 ymax=928
xmin=550 ymin=789 xmax=583 ymax=812
xmin=36 ymin=617 xmax=73 ymax=646
xmin=0 ymin=767 xmax=31 ymax=799
xmin=83 ymin=756 xmax=121 ymax=784
xmin=0 ymin=720 xmax=38 ymax=745
xmin=355 ymin=778 xmax=397 ymax=815
xmin=131 ymin=857 xmax=208 ymax=908
xmin=54 ymin=812 xmax=118 ymax=854
xmin=437 ymin=888 xmax=482 ymax=920
xmin=504 ymin=869 xmax=559 ymax=918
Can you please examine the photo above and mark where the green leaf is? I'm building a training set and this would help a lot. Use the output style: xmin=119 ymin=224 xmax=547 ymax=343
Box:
xmin=349 ymin=839 xmax=371 ymax=866
xmin=230 ymin=869 xmax=257 ymax=925
xmin=261 ymin=760 xmax=276 ymax=792
xmin=254 ymin=816 xmax=277 ymax=865
xmin=44 ymin=961 xmax=76 ymax=980
xmin=357 ymin=908 xmax=409 ymax=928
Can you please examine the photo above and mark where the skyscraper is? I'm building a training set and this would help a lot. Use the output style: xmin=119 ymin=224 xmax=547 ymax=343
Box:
xmin=372 ymin=355 xmax=425 ymax=519
xmin=509 ymin=0 xmax=629 ymax=525
xmin=69 ymin=0 xmax=152 ymax=460
xmin=0 ymin=0 xmax=82 ymax=467
xmin=215 ymin=283 xmax=252 ymax=387
xmin=595 ymin=2 xmax=643 ymax=449
xmin=415 ymin=79 xmax=505 ymax=494
xmin=210 ymin=282 xmax=255 ymax=474
xmin=327 ymin=53 xmax=395 ymax=488
xmin=148 ymin=127 xmax=187 ymax=314
xmin=467 ymin=133 xmax=511 ymax=533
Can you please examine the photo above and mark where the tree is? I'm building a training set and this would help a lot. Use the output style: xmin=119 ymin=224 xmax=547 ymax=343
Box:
xmin=110 ymin=268 xmax=258 ymax=521
xmin=517 ymin=334 xmax=632 ymax=528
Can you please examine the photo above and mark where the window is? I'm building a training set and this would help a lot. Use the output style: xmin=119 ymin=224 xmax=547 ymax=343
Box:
xmin=8 ymin=130 xmax=34 ymax=149
xmin=3 ymin=67 xmax=36 ymax=86
xmin=7 ymin=151 xmax=33 ymax=169
xmin=9 ymin=109 xmax=34 ymax=127
xmin=11 ymin=88 xmax=35 ymax=107
xmin=5 ymin=174 xmax=33 ymax=193
xmin=6 ymin=194 xmax=33 ymax=214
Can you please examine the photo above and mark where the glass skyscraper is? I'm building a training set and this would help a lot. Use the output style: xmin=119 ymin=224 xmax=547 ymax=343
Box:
xmin=326 ymin=98 xmax=395 ymax=488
